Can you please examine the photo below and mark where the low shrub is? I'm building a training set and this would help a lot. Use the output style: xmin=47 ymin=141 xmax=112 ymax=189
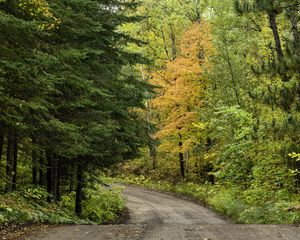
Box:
xmin=0 ymin=184 xmax=125 ymax=226
xmin=82 ymin=186 xmax=125 ymax=224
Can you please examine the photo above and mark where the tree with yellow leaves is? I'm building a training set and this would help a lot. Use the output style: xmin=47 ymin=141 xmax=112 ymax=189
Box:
xmin=151 ymin=21 xmax=213 ymax=178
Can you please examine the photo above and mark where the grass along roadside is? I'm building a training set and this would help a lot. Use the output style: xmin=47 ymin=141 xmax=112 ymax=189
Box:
xmin=0 ymin=184 xmax=125 ymax=239
xmin=110 ymin=175 xmax=300 ymax=224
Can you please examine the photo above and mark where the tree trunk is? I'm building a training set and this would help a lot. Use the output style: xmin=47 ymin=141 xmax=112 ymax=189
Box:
xmin=0 ymin=121 xmax=5 ymax=165
xmin=12 ymin=135 xmax=18 ymax=191
xmin=53 ymin=157 xmax=58 ymax=200
xmin=75 ymin=163 xmax=84 ymax=216
xmin=32 ymin=140 xmax=38 ymax=185
xmin=149 ymin=144 xmax=157 ymax=170
xmin=268 ymin=11 xmax=291 ymax=109
xmin=169 ymin=24 xmax=177 ymax=61
xmin=223 ymin=36 xmax=241 ymax=106
xmin=0 ymin=134 xmax=4 ymax=164
xmin=178 ymin=139 xmax=185 ymax=178
xmin=144 ymin=93 xmax=157 ymax=170
xmin=46 ymin=151 xmax=53 ymax=202
xmin=54 ymin=163 xmax=61 ymax=202
xmin=268 ymin=11 xmax=284 ymax=60
xmin=53 ymin=158 xmax=61 ymax=202
xmin=160 ymin=26 xmax=170 ymax=60
xmin=206 ymin=137 xmax=212 ymax=151
xmin=69 ymin=162 xmax=75 ymax=192
xmin=194 ymin=0 xmax=201 ymax=23
xmin=5 ymin=130 xmax=14 ymax=193
xmin=39 ymin=154 xmax=45 ymax=186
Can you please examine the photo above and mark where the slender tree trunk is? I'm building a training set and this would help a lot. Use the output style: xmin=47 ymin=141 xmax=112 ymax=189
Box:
xmin=195 ymin=0 xmax=201 ymax=23
xmin=0 ymin=122 xmax=5 ymax=167
xmin=143 ymin=72 xmax=158 ymax=171
xmin=223 ymin=36 xmax=241 ymax=106
xmin=75 ymin=163 xmax=84 ymax=216
xmin=178 ymin=134 xmax=185 ymax=178
xmin=53 ymin=157 xmax=61 ymax=201
xmin=206 ymin=137 xmax=212 ymax=151
xmin=268 ymin=11 xmax=284 ymax=60
xmin=169 ymin=24 xmax=177 ymax=61
xmin=69 ymin=162 xmax=75 ymax=192
xmin=32 ymin=140 xmax=38 ymax=185
xmin=39 ymin=154 xmax=45 ymax=186
xmin=0 ymin=134 xmax=4 ymax=164
xmin=53 ymin=157 xmax=58 ymax=200
xmin=160 ymin=26 xmax=170 ymax=60
xmin=179 ymin=143 xmax=185 ymax=178
xmin=268 ymin=11 xmax=291 ymax=109
xmin=12 ymin=135 xmax=18 ymax=191
xmin=46 ymin=151 xmax=53 ymax=202
xmin=5 ymin=130 xmax=14 ymax=193
xmin=149 ymin=145 xmax=157 ymax=170
xmin=55 ymin=162 xmax=61 ymax=202
xmin=206 ymin=138 xmax=214 ymax=184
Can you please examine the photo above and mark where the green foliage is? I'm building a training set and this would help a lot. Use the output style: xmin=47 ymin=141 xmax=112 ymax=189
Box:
xmin=1 ymin=0 xmax=300 ymax=227
xmin=60 ymin=192 xmax=76 ymax=211
xmin=82 ymin=186 xmax=125 ymax=224
xmin=0 ymin=0 xmax=150 ymax=221
xmin=112 ymin=0 xmax=300 ymax=226
xmin=19 ymin=185 xmax=49 ymax=203
xmin=207 ymin=186 xmax=246 ymax=221
xmin=239 ymin=200 xmax=300 ymax=224
xmin=0 ymin=191 xmax=87 ymax=225
xmin=289 ymin=152 xmax=300 ymax=162
xmin=0 ymin=185 xmax=125 ymax=226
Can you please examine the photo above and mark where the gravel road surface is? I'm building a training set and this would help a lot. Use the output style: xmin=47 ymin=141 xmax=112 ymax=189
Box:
xmin=18 ymin=186 xmax=300 ymax=240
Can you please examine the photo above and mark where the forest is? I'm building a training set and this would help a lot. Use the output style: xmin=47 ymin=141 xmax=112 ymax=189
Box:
xmin=0 ymin=0 xmax=300 ymax=228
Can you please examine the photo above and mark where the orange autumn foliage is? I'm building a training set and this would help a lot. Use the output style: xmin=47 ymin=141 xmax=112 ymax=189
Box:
xmin=151 ymin=21 xmax=213 ymax=153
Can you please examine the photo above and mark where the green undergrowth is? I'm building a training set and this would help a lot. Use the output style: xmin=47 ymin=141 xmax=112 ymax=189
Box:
xmin=81 ymin=186 xmax=125 ymax=224
xmin=112 ymin=175 xmax=300 ymax=224
xmin=0 ymin=185 xmax=124 ymax=226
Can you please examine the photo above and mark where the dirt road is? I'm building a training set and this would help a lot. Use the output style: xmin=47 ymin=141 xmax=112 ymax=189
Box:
xmin=18 ymin=186 xmax=300 ymax=240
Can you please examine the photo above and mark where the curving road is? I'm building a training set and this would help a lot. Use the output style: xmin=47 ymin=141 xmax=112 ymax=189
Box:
xmin=19 ymin=186 xmax=300 ymax=240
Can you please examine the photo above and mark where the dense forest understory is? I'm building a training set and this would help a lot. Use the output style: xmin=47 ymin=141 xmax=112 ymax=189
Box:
xmin=0 ymin=0 xmax=300 ymax=229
